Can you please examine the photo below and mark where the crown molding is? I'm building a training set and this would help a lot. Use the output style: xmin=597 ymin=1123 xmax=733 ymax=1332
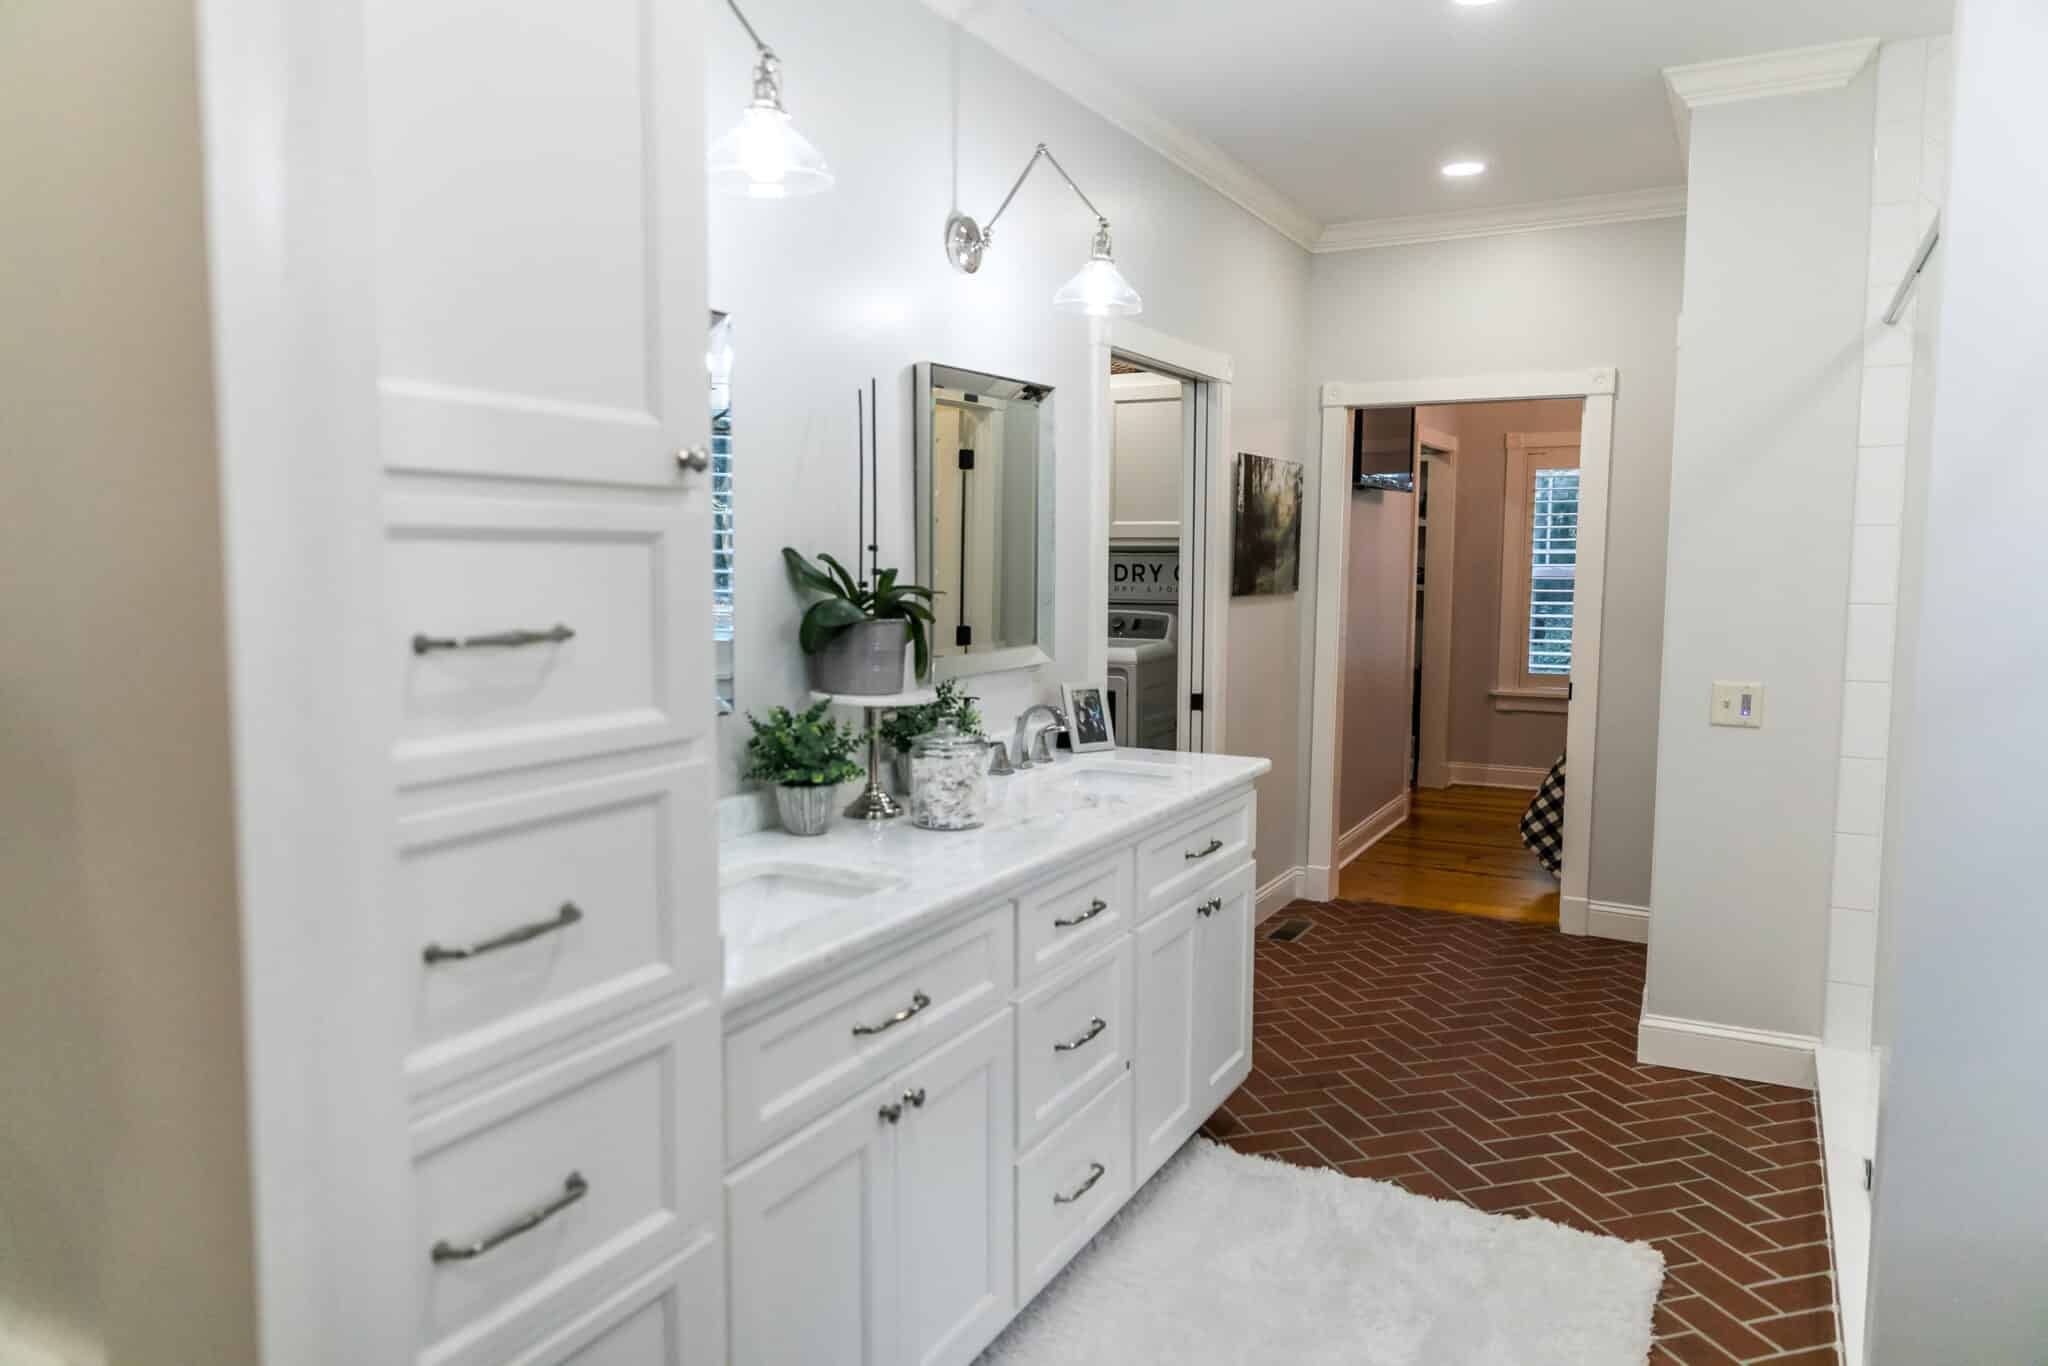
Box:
xmin=1312 ymin=186 xmax=1688 ymax=254
xmin=917 ymin=0 xmax=1323 ymax=251
xmin=1663 ymin=37 xmax=1880 ymax=154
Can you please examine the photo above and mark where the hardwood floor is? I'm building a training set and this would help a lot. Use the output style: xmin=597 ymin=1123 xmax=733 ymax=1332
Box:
xmin=1337 ymin=784 xmax=1560 ymax=926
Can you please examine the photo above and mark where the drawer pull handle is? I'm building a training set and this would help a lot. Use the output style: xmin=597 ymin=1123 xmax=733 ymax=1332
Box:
xmin=430 ymin=1171 xmax=587 ymax=1264
xmin=1196 ymin=897 xmax=1222 ymax=919
xmin=879 ymin=1102 xmax=903 ymax=1124
xmin=1184 ymin=837 xmax=1224 ymax=862
xmin=1053 ymin=1162 xmax=1107 ymax=1205
xmin=1053 ymin=1017 xmax=1107 ymax=1053
xmin=1053 ymin=898 xmax=1110 ymax=929
xmin=852 ymin=990 xmax=931 ymax=1037
xmin=422 ymin=903 xmax=583 ymax=964
xmin=903 ymin=1086 xmax=927 ymax=1109
xmin=412 ymin=623 xmax=575 ymax=655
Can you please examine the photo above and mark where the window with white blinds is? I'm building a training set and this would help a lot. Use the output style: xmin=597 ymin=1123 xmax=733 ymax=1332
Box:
xmin=1526 ymin=468 xmax=1579 ymax=676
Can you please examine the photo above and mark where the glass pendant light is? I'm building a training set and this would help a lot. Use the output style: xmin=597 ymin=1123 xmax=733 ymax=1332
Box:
xmin=944 ymin=143 xmax=1142 ymax=318
xmin=1052 ymin=221 xmax=1143 ymax=317
xmin=709 ymin=2 xmax=832 ymax=199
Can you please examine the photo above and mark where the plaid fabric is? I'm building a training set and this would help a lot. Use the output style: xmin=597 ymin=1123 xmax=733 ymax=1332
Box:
xmin=1520 ymin=753 xmax=1566 ymax=874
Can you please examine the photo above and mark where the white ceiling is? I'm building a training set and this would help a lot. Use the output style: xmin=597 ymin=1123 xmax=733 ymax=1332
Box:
xmin=1016 ymin=0 xmax=1953 ymax=227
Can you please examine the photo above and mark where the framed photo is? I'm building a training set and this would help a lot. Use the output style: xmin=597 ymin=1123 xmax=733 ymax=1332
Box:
xmin=1231 ymin=451 xmax=1304 ymax=597
xmin=1061 ymin=683 xmax=1116 ymax=752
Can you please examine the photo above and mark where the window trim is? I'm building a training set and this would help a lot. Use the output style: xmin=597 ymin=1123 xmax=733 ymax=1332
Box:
xmin=1495 ymin=432 xmax=1581 ymax=711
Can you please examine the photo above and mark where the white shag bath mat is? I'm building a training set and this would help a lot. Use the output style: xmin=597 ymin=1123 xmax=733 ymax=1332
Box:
xmin=979 ymin=1140 xmax=1664 ymax=1366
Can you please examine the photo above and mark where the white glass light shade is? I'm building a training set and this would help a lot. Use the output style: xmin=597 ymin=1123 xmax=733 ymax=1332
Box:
xmin=708 ymin=103 xmax=833 ymax=199
xmin=1053 ymin=255 xmax=1142 ymax=317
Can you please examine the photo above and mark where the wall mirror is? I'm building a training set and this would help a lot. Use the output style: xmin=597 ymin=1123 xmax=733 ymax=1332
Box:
xmin=914 ymin=362 xmax=1056 ymax=677
xmin=709 ymin=311 xmax=735 ymax=712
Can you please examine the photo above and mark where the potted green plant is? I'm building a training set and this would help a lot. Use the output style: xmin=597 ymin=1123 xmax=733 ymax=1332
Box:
xmin=879 ymin=679 xmax=983 ymax=792
xmin=784 ymin=548 xmax=937 ymax=696
xmin=744 ymin=700 xmax=864 ymax=836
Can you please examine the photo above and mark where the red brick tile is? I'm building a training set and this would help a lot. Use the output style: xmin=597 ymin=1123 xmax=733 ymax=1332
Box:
xmin=1224 ymin=899 xmax=1834 ymax=1364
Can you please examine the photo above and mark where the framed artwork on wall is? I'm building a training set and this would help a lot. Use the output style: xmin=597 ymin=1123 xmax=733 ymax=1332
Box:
xmin=1231 ymin=452 xmax=1304 ymax=596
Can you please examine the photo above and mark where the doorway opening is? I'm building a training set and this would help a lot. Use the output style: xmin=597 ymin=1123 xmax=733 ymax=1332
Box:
xmin=1308 ymin=371 xmax=1618 ymax=938
xmin=1097 ymin=321 xmax=1235 ymax=756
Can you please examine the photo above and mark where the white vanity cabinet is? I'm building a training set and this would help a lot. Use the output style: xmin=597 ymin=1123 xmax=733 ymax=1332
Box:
xmin=721 ymin=778 xmax=1261 ymax=1365
xmin=727 ymin=1009 xmax=1015 ymax=1366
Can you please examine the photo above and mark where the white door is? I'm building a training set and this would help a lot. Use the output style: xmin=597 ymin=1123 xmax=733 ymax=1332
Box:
xmin=1132 ymin=903 xmax=1201 ymax=1185
xmin=726 ymin=1081 xmax=900 ymax=1366
xmin=1192 ymin=864 xmax=1256 ymax=1113
xmin=894 ymin=1010 xmax=1017 ymax=1366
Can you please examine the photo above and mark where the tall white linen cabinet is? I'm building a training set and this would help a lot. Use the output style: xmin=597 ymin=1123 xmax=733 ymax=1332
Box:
xmin=199 ymin=0 xmax=725 ymax=1360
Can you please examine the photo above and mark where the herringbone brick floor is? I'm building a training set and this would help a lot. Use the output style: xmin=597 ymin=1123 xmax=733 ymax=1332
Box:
xmin=1204 ymin=899 xmax=1838 ymax=1364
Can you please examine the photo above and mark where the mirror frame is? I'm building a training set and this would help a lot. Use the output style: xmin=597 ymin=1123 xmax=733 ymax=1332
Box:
xmin=912 ymin=361 xmax=1058 ymax=680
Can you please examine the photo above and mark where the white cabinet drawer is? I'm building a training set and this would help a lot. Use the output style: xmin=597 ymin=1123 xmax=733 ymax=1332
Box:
xmin=412 ymin=1005 xmax=713 ymax=1366
xmin=502 ymin=1237 xmax=722 ymax=1366
xmin=1135 ymin=790 xmax=1254 ymax=923
xmin=1015 ymin=1072 xmax=1133 ymax=1303
xmin=725 ymin=908 xmax=1013 ymax=1163
xmin=400 ymin=761 xmax=713 ymax=1097
xmin=388 ymin=496 xmax=695 ymax=787
xmin=1014 ymin=849 xmax=1132 ymax=985
xmin=1014 ymin=937 xmax=1131 ymax=1150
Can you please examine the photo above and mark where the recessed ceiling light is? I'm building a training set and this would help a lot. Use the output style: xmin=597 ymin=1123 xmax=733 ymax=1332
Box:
xmin=1441 ymin=160 xmax=1487 ymax=178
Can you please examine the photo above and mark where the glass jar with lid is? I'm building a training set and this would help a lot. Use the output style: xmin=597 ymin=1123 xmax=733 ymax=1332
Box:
xmin=909 ymin=722 xmax=989 ymax=831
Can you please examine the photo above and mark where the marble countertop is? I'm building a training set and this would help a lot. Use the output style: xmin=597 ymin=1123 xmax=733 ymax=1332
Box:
xmin=720 ymin=749 xmax=1270 ymax=1013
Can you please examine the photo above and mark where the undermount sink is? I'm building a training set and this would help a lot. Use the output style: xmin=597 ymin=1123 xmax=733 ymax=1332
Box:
xmin=1066 ymin=760 xmax=1179 ymax=785
xmin=721 ymin=861 xmax=901 ymax=945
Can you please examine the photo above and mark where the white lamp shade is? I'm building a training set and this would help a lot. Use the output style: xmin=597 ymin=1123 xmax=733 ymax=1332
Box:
xmin=709 ymin=104 xmax=833 ymax=199
xmin=1052 ymin=255 xmax=1143 ymax=317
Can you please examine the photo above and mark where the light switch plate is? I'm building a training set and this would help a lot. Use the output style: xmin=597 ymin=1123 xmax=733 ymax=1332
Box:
xmin=1711 ymin=681 xmax=1764 ymax=729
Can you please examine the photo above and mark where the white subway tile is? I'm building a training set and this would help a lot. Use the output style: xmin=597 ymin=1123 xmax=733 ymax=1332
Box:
xmin=1833 ymin=832 xmax=1883 ymax=911
xmin=1859 ymin=366 xmax=1912 ymax=447
xmin=1868 ymin=204 xmax=1919 ymax=291
xmin=1840 ymin=681 xmax=1892 ymax=760
xmin=1876 ymin=40 xmax=1928 ymax=122
xmin=1836 ymin=756 xmax=1888 ymax=835
xmin=1850 ymin=523 xmax=1902 ymax=605
xmin=1829 ymin=907 xmax=1879 ymax=986
xmin=1855 ymin=446 xmax=1907 ymax=526
xmin=1845 ymin=604 xmax=1897 ymax=682
xmin=1872 ymin=120 xmax=1923 ymax=205
xmin=1825 ymin=982 xmax=1875 ymax=1050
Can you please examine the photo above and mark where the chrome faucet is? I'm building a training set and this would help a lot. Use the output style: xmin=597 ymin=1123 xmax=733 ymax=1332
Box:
xmin=1012 ymin=704 xmax=1068 ymax=769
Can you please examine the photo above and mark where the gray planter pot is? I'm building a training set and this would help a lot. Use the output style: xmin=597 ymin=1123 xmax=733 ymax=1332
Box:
xmin=775 ymin=783 xmax=837 ymax=837
xmin=808 ymin=618 xmax=910 ymax=696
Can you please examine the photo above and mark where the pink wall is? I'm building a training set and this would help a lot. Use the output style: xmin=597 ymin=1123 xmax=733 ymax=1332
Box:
xmin=1423 ymin=399 xmax=1581 ymax=775
xmin=1336 ymin=483 xmax=1414 ymax=832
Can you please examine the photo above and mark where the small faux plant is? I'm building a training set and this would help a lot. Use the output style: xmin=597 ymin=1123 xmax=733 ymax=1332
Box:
xmin=743 ymin=700 xmax=864 ymax=788
xmin=783 ymin=548 xmax=938 ymax=681
xmin=879 ymin=678 xmax=985 ymax=756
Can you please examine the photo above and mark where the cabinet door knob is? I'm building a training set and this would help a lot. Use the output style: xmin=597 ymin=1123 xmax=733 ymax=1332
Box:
xmin=1196 ymin=897 xmax=1222 ymax=918
xmin=879 ymin=1102 xmax=903 ymax=1124
xmin=902 ymin=1087 xmax=926 ymax=1109
xmin=676 ymin=446 xmax=711 ymax=473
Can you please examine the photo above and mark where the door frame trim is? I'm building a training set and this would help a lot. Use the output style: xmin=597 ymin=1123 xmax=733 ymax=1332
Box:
xmin=1308 ymin=369 xmax=1617 ymax=936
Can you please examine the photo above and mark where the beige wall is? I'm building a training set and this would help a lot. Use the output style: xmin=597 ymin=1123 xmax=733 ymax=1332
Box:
xmin=1310 ymin=217 xmax=1685 ymax=909
xmin=1423 ymin=400 xmax=1581 ymax=774
xmin=0 ymin=2 xmax=258 ymax=1361
xmin=1336 ymin=488 xmax=1414 ymax=832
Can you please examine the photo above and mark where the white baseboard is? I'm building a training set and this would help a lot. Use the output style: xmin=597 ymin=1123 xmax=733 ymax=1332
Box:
xmin=1559 ymin=894 xmax=1588 ymax=936
xmin=1336 ymin=791 xmax=1409 ymax=870
xmin=1444 ymin=762 xmax=1547 ymax=790
xmin=1300 ymin=864 xmax=1334 ymax=903
xmin=1637 ymin=1013 xmax=1818 ymax=1090
xmin=1254 ymin=866 xmax=1304 ymax=925
xmin=1586 ymin=900 xmax=1650 ymax=943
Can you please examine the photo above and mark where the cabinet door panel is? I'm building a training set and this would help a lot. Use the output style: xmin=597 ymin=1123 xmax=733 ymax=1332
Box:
xmin=1133 ymin=899 xmax=1200 ymax=1186
xmin=1193 ymin=864 xmax=1256 ymax=1113
xmin=726 ymin=1084 xmax=897 ymax=1366
xmin=895 ymin=1011 xmax=1015 ymax=1366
